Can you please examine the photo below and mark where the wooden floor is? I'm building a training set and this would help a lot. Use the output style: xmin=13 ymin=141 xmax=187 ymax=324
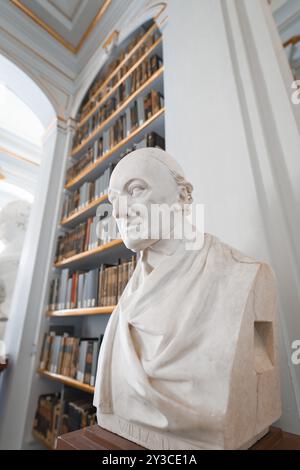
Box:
xmin=56 ymin=425 xmax=300 ymax=450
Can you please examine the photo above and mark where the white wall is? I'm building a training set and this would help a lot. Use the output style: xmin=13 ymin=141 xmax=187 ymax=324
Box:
xmin=163 ymin=0 xmax=300 ymax=434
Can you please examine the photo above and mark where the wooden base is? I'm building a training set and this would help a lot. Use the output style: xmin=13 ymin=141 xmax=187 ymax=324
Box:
xmin=56 ymin=425 xmax=143 ymax=450
xmin=56 ymin=425 xmax=300 ymax=450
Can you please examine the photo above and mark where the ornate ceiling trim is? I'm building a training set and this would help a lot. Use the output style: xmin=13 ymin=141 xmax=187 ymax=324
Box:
xmin=11 ymin=0 xmax=111 ymax=54
xmin=0 ymin=146 xmax=40 ymax=166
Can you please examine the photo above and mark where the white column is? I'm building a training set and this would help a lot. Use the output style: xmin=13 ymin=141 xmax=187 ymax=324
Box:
xmin=163 ymin=0 xmax=300 ymax=434
xmin=0 ymin=117 xmax=74 ymax=449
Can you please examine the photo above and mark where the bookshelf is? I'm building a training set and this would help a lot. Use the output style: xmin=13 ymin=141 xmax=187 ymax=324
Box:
xmin=71 ymin=43 xmax=163 ymax=152
xmin=32 ymin=18 xmax=165 ymax=449
xmin=47 ymin=306 xmax=115 ymax=317
xmin=32 ymin=430 xmax=54 ymax=451
xmin=38 ymin=370 xmax=94 ymax=394
xmin=54 ymin=239 xmax=125 ymax=270
xmin=61 ymin=194 xmax=108 ymax=228
xmin=66 ymin=107 xmax=165 ymax=190
xmin=86 ymin=22 xmax=159 ymax=110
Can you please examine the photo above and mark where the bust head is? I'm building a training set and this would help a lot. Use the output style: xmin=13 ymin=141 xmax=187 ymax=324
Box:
xmin=0 ymin=199 xmax=31 ymax=244
xmin=108 ymin=148 xmax=193 ymax=251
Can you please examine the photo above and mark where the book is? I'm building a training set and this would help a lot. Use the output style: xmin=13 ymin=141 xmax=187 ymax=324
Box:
xmin=76 ymin=340 xmax=89 ymax=382
xmin=33 ymin=393 xmax=61 ymax=447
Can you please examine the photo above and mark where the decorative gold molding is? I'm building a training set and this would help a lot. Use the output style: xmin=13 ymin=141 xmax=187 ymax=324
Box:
xmin=76 ymin=0 xmax=111 ymax=52
xmin=102 ymin=29 xmax=119 ymax=53
xmin=0 ymin=146 xmax=40 ymax=166
xmin=42 ymin=116 xmax=58 ymax=141
xmin=154 ymin=3 xmax=167 ymax=20
xmin=11 ymin=0 xmax=112 ymax=54
xmin=0 ymin=25 xmax=74 ymax=80
xmin=158 ymin=15 xmax=168 ymax=29
xmin=283 ymin=35 xmax=300 ymax=48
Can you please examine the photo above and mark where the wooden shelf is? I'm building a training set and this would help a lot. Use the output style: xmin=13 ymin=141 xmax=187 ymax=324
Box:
xmin=85 ymin=22 xmax=158 ymax=113
xmin=32 ymin=429 xmax=54 ymax=450
xmin=66 ymin=107 xmax=165 ymax=190
xmin=72 ymin=60 xmax=163 ymax=157
xmin=77 ymin=37 xmax=162 ymax=130
xmin=38 ymin=369 xmax=94 ymax=394
xmin=54 ymin=239 xmax=126 ymax=270
xmin=47 ymin=306 xmax=115 ymax=317
xmin=61 ymin=194 xmax=108 ymax=228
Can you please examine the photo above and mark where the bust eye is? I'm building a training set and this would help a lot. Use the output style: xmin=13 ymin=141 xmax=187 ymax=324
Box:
xmin=128 ymin=184 xmax=145 ymax=196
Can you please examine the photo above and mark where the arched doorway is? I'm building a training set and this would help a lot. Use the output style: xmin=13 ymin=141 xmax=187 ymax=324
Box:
xmin=0 ymin=53 xmax=59 ymax=450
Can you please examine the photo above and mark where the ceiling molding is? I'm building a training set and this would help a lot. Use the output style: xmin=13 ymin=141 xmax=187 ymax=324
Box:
xmin=36 ymin=0 xmax=82 ymax=30
xmin=75 ymin=0 xmax=111 ymax=52
xmin=0 ymin=146 xmax=39 ymax=166
xmin=278 ymin=9 xmax=300 ymax=34
xmin=10 ymin=0 xmax=112 ymax=54
xmin=0 ymin=125 xmax=42 ymax=163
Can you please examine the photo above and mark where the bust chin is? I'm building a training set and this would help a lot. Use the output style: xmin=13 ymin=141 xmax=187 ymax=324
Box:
xmin=93 ymin=148 xmax=281 ymax=450
xmin=120 ymin=233 xmax=156 ymax=253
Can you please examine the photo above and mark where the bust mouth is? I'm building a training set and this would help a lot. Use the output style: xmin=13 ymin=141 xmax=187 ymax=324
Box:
xmin=125 ymin=218 xmax=143 ymax=231
xmin=125 ymin=225 xmax=145 ymax=240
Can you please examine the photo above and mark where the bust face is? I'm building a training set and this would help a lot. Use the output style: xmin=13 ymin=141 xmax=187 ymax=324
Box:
xmin=108 ymin=153 xmax=180 ymax=251
xmin=0 ymin=200 xmax=30 ymax=243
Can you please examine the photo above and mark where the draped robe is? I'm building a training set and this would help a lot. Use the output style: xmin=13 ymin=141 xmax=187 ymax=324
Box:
xmin=93 ymin=233 xmax=281 ymax=449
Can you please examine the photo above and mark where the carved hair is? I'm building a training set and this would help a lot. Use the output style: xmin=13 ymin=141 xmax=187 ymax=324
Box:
xmin=170 ymin=171 xmax=194 ymax=205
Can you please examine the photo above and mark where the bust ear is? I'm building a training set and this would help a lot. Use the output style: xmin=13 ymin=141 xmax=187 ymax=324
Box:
xmin=178 ymin=185 xmax=189 ymax=205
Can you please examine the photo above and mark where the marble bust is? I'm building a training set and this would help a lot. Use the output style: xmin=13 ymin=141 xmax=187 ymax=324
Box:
xmin=93 ymin=147 xmax=281 ymax=450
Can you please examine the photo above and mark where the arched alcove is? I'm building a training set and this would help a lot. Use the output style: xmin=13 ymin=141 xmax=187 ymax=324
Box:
xmin=0 ymin=54 xmax=56 ymax=128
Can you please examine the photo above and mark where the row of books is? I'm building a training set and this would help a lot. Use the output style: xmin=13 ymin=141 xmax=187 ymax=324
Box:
xmin=40 ymin=329 xmax=104 ymax=386
xmin=67 ymin=129 xmax=164 ymax=183
xmin=79 ymin=25 xmax=161 ymax=121
xmin=49 ymin=257 xmax=136 ymax=310
xmin=75 ymin=52 xmax=162 ymax=138
xmin=115 ymin=54 xmax=162 ymax=108
xmin=33 ymin=393 xmax=96 ymax=448
xmin=71 ymin=87 xmax=164 ymax=153
xmin=113 ymin=131 xmax=165 ymax=164
xmin=62 ymin=165 xmax=113 ymax=221
xmin=55 ymin=215 xmax=117 ymax=262
xmin=33 ymin=393 xmax=60 ymax=448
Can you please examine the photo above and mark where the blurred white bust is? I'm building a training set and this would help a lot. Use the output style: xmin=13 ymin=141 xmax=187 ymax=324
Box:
xmin=0 ymin=199 xmax=31 ymax=348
